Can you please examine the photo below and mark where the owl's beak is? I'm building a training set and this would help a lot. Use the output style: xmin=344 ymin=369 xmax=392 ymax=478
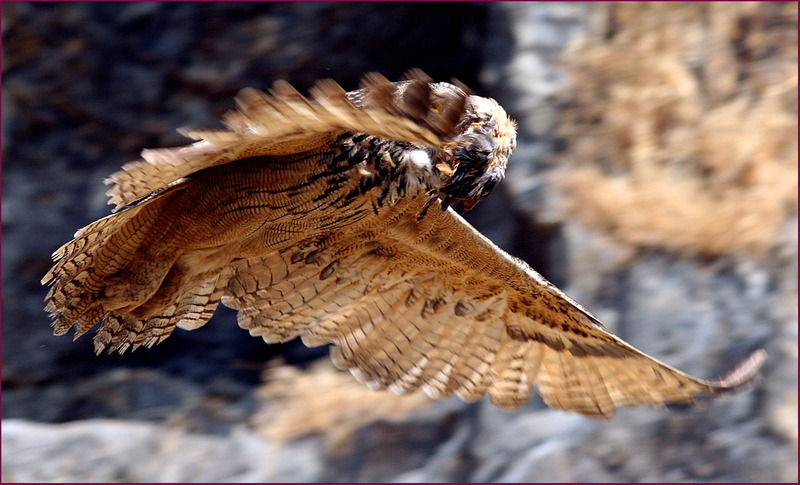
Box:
xmin=432 ymin=133 xmax=506 ymax=211
xmin=425 ymin=93 xmax=516 ymax=213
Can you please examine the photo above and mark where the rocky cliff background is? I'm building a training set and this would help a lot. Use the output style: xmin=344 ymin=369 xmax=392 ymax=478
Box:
xmin=2 ymin=2 xmax=797 ymax=482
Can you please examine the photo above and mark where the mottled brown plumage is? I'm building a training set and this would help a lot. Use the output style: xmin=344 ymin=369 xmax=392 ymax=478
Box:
xmin=43 ymin=70 xmax=765 ymax=417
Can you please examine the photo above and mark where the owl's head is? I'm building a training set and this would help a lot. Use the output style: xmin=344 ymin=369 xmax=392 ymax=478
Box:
xmin=434 ymin=89 xmax=517 ymax=211
xmin=350 ymin=72 xmax=517 ymax=212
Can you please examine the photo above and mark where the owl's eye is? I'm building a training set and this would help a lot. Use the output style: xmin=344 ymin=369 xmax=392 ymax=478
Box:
xmin=429 ymin=100 xmax=441 ymax=113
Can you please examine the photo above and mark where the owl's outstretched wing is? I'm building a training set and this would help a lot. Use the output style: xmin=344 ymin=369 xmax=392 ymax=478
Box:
xmin=105 ymin=70 xmax=466 ymax=211
xmin=222 ymin=196 xmax=766 ymax=417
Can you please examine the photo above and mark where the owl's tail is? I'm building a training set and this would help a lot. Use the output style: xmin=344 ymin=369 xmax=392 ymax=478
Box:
xmin=91 ymin=267 xmax=231 ymax=354
xmin=43 ymin=186 xmax=233 ymax=354
xmin=42 ymin=192 xmax=173 ymax=343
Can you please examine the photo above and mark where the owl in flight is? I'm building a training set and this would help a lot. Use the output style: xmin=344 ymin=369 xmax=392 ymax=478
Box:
xmin=43 ymin=69 xmax=765 ymax=417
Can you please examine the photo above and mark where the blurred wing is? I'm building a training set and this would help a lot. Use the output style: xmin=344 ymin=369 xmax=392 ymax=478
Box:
xmin=222 ymin=198 xmax=765 ymax=417
xmin=105 ymin=70 xmax=466 ymax=211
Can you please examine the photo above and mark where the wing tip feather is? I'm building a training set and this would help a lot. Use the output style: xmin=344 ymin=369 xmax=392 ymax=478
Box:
xmin=707 ymin=348 xmax=767 ymax=395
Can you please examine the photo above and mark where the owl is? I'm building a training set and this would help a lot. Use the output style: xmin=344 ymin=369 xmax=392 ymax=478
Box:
xmin=43 ymin=69 xmax=765 ymax=417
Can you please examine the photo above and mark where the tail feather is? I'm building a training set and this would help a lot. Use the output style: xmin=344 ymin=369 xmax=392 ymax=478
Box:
xmin=42 ymin=207 xmax=143 ymax=286
xmin=43 ymin=194 xmax=172 ymax=340
xmin=91 ymin=269 xmax=232 ymax=354
xmin=173 ymin=268 xmax=232 ymax=331
xmin=70 ymin=307 xmax=107 ymax=340
xmin=93 ymin=313 xmax=141 ymax=355
xmin=108 ymin=313 xmax=145 ymax=355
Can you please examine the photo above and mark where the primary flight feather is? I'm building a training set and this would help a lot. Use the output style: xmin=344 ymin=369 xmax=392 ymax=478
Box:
xmin=43 ymin=69 xmax=765 ymax=417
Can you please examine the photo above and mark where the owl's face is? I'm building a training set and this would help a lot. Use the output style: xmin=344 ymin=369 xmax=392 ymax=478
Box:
xmin=429 ymin=84 xmax=517 ymax=211
xmin=348 ymin=78 xmax=517 ymax=212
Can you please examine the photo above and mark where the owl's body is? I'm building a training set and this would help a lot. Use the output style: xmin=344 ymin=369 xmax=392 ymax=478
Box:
xmin=44 ymin=71 xmax=764 ymax=417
